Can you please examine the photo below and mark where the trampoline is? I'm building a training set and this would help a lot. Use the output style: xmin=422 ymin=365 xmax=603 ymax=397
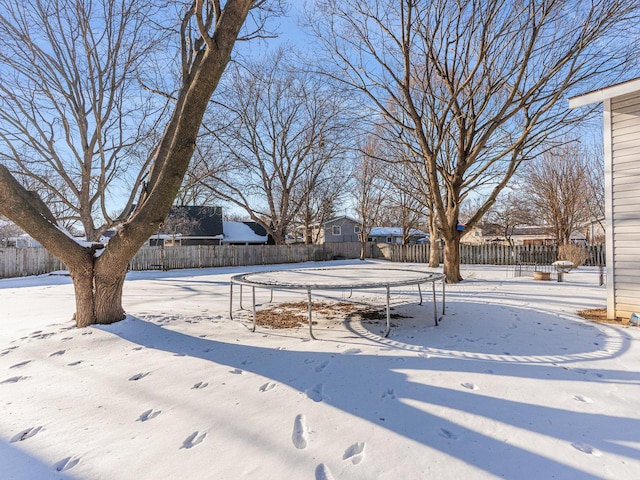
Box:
xmin=229 ymin=265 xmax=446 ymax=339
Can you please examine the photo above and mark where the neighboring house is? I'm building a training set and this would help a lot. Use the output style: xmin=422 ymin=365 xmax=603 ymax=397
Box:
xmin=221 ymin=221 xmax=269 ymax=245
xmin=368 ymin=227 xmax=428 ymax=245
xmin=578 ymin=218 xmax=606 ymax=245
xmin=462 ymin=223 xmax=587 ymax=246
xmin=322 ymin=216 xmax=361 ymax=243
xmin=570 ymin=77 xmax=640 ymax=320
xmin=151 ymin=206 xmax=224 ymax=246
xmin=461 ymin=223 xmax=503 ymax=245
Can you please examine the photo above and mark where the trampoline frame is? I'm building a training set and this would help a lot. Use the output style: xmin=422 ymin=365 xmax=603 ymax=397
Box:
xmin=229 ymin=266 xmax=446 ymax=339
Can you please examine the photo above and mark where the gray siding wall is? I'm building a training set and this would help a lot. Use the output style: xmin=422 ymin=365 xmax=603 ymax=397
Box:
xmin=611 ymin=91 xmax=640 ymax=319
xmin=324 ymin=218 xmax=360 ymax=243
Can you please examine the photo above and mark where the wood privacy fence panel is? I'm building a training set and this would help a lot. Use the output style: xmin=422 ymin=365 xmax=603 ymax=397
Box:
xmin=379 ymin=244 xmax=606 ymax=266
xmin=0 ymin=243 xmax=605 ymax=279
xmin=0 ymin=247 xmax=64 ymax=279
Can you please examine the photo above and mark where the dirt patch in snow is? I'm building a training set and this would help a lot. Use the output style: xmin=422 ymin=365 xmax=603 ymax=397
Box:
xmin=256 ymin=301 xmax=406 ymax=329
xmin=577 ymin=308 xmax=635 ymax=326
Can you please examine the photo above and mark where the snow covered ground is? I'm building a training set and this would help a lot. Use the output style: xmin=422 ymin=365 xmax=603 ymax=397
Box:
xmin=1 ymin=260 xmax=638 ymax=479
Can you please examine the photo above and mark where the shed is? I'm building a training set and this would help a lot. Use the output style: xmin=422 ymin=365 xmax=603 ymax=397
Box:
xmin=569 ymin=77 xmax=640 ymax=320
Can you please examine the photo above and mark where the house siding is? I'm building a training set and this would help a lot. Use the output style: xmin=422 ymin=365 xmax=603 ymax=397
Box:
xmin=323 ymin=217 xmax=360 ymax=243
xmin=610 ymin=91 xmax=640 ymax=319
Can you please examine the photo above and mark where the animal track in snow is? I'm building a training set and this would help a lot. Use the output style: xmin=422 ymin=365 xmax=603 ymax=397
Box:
xmin=181 ymin=431 xmax=207 ymax=449
xmin=259 ymin=382 xmax=277 ymax=392
xmin=292 ymin=414 xmax=309 ymax=449
xmin=315 ymin=463 xmax=336 ymax=480
xmin=381 ymin=388 xmax=396 ymax=399
xmin=571 ymin=442 xmax=601 ymax=456
xmin=67 ymin=361 xmax=83 ymax=366
xmin=129 ymin=372 xmax=150 ymax=381
xmin=54 ymin=456 xmax=80 ymax=472
xmin=461 ymin=382 xmax=479 ymax=391
xmin=343 ymin=442 xmax=366 ymax=464
xmin=10 ymin=426 xmax=43 ymax=443
xmin=229 ymin=368 xmax=244 ymax=375
xmin=138 ymin=409 xmax=162 ymax=422
xmin=49 ymin=350 xmax=66 ymax=357
xmin=191 ymin=381 xmax=209 ymax=390
xmin=10 ymin=360 xmax=32 ymax=369
xmin=1 ymin=376 xmax=29 ymax=384
xmin=305 ymin=384 xmax=324 ymax=402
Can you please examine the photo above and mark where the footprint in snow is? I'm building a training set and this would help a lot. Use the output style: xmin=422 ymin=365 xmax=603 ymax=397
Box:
xmin=461 ymin=382 xmax=479 ymax=391
xmin=342 ymin=348 xmax=362 ymax=355
xmin=438 ymin=428 xmax=459 ymax=440
xmin=191 ymin=381 xmax=209 ymax=390
xmin=67 ymin=361 xmax=82 ymax=366
xmin=10 ymin=360 xmax=32 ymax=369
xmin=138 ymin=409 xmax=162 ymax=422
xmin=292 ymin=414 xmax=309 ymax=449
xmin=343 ymin=442 xmax=366 ymax=465
xmin=129 ymin=372 xmax=150 ymax=381
xmin=418 ymin=352 xmax=431 ymax=359
xmin=571 ymin=442 xmax=601 ymax=456
xmin=10 ymin=426 xmax=43 ymax=443
xmin=49 ymin=350 xmax=66 ymax=357
xmin=573 ymin=395 xmax=592 ymax=403
xmin=181 ymin=431 xmax=207 ymax=449
xmin=315 ymin=463 xmax=336 ymax=480
xmin=259 ymin=382 xmax=277 ymax=392
xmin=53 ymin=456 xmax=80 ymax=472
xmin=314 ymin=360 xmax=330 ymax=373
xmin=1 ymin=346 xmax=19 ymax=356
xmin=1 ymin=376 xmax=29 ymax=384
xmin=305 ymin=384 xmax=324 ymax=402
xmin=229 ymin=368 xmax=244 ymax=375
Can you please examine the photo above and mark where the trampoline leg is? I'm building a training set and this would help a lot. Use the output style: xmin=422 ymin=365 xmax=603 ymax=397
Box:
xmin=251 ymin=286 xmax=256 ymax=332
xmin=432 ymin=281 xmax=438 ymax=326
xmin=417 ymin=284 xmax=423 ymax=305
xmin=229 ymin=283 xmax=233 ymax=320
xmin=270 ymin=288 xmax=273 ymax=303
xmin=239 ymin=285 xmax=244 ymax=310
xmin=307 ymin=288 xmax=316 ymax=340
xmin=442 ymin=280 xmax=446 ymax=316
xmin=384 ymin=286 xmax=391 ymax=338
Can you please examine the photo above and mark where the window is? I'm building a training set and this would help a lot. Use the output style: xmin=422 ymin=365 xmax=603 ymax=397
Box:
xmin=332 ymin=225 xmax=342 ymax=236
xmin=354 ymin=226 xmax=361 ymax=234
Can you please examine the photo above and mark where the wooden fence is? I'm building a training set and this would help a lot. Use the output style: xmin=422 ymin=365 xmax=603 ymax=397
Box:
xmin=380 ymin=243 xmax=606 ymax=267
xmin=0 ymin=242 xmax=605 ymax=279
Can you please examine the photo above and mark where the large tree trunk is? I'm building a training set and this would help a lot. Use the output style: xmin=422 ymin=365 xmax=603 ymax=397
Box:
xmin=69 ymin=263 xmax=127 ymax=327
xmin=442 ymin=234 xmax=463 ymax=283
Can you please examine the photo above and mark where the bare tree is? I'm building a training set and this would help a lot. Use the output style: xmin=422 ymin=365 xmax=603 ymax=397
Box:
xmin=354 ymin=138 xmax=387 ymax=260
xmin=521 ymin=143 xmax=591 ymax=245
xmin=486 ymin=192 xmax=535 ymax=247
xmin=199 ymin=48 xmax=353 ymax=244
xmin=584 ymin=143 xmax=606 ymax=244
xmin=0 ymin=215 xmax=22 ymax=246
xmin=0 ymin=0 xmax=270 ymax=327
xmin=0 ymin=0 xmax=168 ymax=241
xmin=308 ymin=0 xmax=639 ymax=282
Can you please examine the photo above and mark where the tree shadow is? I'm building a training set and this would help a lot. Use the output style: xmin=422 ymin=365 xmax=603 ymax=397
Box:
xmin=102 ymin=311 xmax=639 ymax=479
